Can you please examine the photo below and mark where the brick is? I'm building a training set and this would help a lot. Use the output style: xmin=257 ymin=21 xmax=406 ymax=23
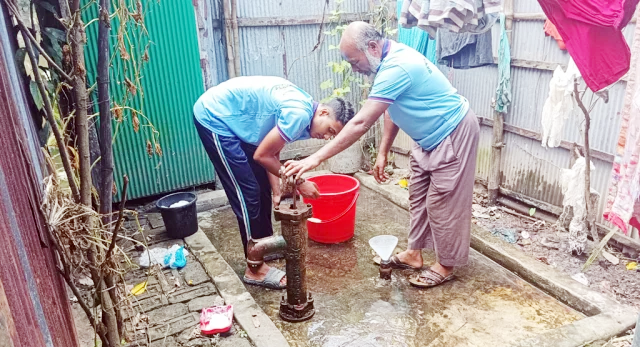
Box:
xmin=168 ymin=283 xmax=216 ymax=304
xmin=131 ymin=294 xmax=168 ymax=315
xmin=146 ymin=303 xmax=188 ymax=326
xmin=187 ymin=295 xmax=224 ymax=312
xmin=148 ymin=312 xmax=199 ymax=341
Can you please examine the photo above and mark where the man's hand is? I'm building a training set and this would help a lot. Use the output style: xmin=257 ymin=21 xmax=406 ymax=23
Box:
xmin=373 ymin=154 xmax=390 ymax=183
xmin=297 ymin=181 xmax=320 ymax=199
xmin=283 ymin=155 xmax=321 ymax=180
xmin=272 ymin=193 xmax=282 ymax=207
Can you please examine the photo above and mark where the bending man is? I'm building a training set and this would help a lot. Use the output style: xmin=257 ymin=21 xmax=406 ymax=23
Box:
xmin=194 ymin=76 xmax=355 ymax=289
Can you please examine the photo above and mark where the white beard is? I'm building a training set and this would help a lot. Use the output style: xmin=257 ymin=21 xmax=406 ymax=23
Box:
xmin=364 ymin=50 xmax=381 ymax=77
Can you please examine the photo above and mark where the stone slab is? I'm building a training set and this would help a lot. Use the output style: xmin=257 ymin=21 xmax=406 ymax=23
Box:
xmin=148 ymin=312 xmax=199 ymax=341
xmin=149 ymin=336 xmax=177 ymax=347
xmin=146 ymin=303 xmax=188 ymax=326
xmin=168 ymin=282 xmax=216 ymax=304
xmin=180 ymin=258 xmax=210 ymax=286
xmin=184 ymin=230 xmax=290 ymax=347
xmin=188 ymin=295 xmax=224 ymax=312
xmin=196 ymin=190 xmax=229 ymax=213
xmin=148 ymin=213 xmax=165 ymax=229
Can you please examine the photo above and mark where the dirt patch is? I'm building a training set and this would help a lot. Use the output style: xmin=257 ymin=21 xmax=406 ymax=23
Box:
xmin=470 ymin=185 xmax=639 ymax=347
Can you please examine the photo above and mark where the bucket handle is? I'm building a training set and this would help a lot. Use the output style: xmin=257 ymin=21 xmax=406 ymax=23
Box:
xmin=308 ymin=192 xmax=359 ymax=224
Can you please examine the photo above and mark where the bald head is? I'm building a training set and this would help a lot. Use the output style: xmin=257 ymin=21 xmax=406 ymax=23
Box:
xmin=339 ymin=21 xmax=384 ymax=76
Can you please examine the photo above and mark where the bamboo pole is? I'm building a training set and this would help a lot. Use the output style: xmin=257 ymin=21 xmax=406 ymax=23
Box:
xmin=230 ymin=0 xmax=241 ymax=77
xmin=488 ymin=0 xmax=513 ymax=205
xmin=222 ymin=0 xmax=237 ymax=78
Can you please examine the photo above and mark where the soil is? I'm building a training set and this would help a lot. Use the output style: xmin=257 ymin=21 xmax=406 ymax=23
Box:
xmin=470 ymin=184 xmax=639 ymax=347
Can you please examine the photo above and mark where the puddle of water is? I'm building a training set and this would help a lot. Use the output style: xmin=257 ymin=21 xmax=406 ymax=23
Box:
xmin=199 ymin=187 xmax=584 ymax=347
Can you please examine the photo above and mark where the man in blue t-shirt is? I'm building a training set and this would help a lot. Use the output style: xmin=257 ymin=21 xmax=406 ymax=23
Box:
xmin=284 ymin=22 xmax=480 ymax=289
xmin=194 ymin=76 xmax=354 ymax=289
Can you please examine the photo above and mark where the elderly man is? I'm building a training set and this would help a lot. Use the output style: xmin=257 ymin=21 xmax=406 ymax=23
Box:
xmin=284 ymin=22 xmax=479 ymax=288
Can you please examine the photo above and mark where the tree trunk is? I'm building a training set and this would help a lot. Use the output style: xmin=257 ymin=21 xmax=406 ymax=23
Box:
xmin=69 ymin=0 xmax=119 ymax=344
xmin=97 ymin=0 xmax=122 ymax=339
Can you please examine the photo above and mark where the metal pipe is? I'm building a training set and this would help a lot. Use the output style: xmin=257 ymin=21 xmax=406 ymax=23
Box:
xmin=275 ymin=175 xmax=315 ymax=322
xmin=246 ymin=235 xmax=286 ymax=269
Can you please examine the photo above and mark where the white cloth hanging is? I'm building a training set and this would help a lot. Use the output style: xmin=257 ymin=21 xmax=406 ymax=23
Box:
xmin=541 ymin=58 xmax=581 ymax=148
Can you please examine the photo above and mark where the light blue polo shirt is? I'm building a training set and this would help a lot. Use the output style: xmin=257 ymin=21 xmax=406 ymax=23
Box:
xmin=193 ymin=76 xmax=316 ymax=146
xmin=369 ymin=40 xmax=469 ymax=151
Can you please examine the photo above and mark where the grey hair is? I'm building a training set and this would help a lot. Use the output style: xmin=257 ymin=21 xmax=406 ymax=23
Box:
xmin=354 ymin=23 xmax=383 ymax=52
xmin=325 ymin=97 xmax=355 ymax=125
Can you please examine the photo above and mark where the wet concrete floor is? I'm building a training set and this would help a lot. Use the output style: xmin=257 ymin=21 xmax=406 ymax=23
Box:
xmin=198 ymin=186 xmax=584 ymax=347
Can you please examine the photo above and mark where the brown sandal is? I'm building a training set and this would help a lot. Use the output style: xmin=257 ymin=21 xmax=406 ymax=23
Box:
xmin=409 ymin=268 xmax=455 ymax=288
xmin=373 ymin=254 xmax=422 ymax=270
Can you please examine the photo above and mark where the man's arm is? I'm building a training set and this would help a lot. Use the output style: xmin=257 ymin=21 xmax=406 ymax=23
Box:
xmin=378 ymin=111 xmax=399 ymax=157
xmin=254 ymin=127 xmax=320 ymax=202
xmin=283 ymin=100 xmax=390 ymax=179
xmin=253 ymin=127 xmax=286 ymax=177
xmin=373 ymin=111 xmax=400 ymax=183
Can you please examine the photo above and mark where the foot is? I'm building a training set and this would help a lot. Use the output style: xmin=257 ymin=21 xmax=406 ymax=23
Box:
xmin=429 ymin=262 xmax=454 ymax=278
xmin=244 ymin=264 xmax=287 ymax=286
xmin=394 ymin=250 xmax=424 ymax=269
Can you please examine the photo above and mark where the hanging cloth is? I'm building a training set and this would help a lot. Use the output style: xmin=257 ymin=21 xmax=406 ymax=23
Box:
xmin=543 ymin=20 xmax=566 ymax=50
xmin=604 ymin=10 xmax=640 ymax=234
xmin=494 ymin=13 xmax=511 ymax=113
xmin=540 ymin=59 xmax=581 ymax=148
xmin=397 ymin=0 xmax=437 ymax=64
xmin=399 ymin=0 xmax=503 ymax=37
xmin=537 ymin=0 xmax=634 ymax=91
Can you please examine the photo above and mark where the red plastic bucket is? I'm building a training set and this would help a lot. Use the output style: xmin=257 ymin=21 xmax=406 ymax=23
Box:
xmin=303 ymin=174 xmax=360 ymax=243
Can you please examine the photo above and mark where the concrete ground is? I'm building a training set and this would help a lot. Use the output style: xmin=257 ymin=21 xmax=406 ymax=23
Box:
xmin=198 ymin=185 xmax=586 ymax=347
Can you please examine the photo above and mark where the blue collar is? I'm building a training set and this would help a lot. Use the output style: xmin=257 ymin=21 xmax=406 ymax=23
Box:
xmin=307 ymin=101 xmax=319 ymax=132
xmin=377 ymin=39 xmax=391 ymax=72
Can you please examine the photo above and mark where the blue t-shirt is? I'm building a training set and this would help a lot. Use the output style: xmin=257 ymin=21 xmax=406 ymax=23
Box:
xmin=193 ymin=76 xmax=316 ymax=146
xmin=369 ymin=40 xmax=469 ymax=151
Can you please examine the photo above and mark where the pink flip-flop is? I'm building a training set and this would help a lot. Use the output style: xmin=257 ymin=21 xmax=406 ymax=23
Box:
xmin=200 ymin=305 xmax=233 ymax=335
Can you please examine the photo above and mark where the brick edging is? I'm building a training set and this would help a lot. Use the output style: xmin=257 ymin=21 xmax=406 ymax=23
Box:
xmin=184 ymin=230 xmax=290 ymax=347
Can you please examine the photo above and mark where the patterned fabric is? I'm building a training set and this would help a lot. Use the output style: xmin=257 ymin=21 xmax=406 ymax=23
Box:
xmin=399 ymin=0 xmax=503 ymax=37
xmin=604 ymin=10 xmax=640 ymax=234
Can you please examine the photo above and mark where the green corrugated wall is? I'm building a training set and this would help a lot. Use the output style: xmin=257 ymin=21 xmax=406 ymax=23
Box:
xmin=84 ymin=0 xmax=214 ymax=201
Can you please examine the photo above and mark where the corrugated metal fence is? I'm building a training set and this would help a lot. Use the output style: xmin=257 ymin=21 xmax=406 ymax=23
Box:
xmin=388 ymin=0 xmax=634 ymax=230
xmin=218 ymin=0 xmax=381 ymax=160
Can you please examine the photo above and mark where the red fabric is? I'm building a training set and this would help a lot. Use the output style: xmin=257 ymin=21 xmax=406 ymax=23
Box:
xmin=538 ymin=0 xmax=633 ymax=91
xmin=544 ymin=20 xmax=566 ymax=50
xmin=560 ymin=0 xmax=640 ymax=30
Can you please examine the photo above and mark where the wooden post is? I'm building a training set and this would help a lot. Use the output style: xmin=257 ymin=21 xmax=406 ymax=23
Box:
xmin=222 ymin=0 xmax=237 ymax=78
xmin=488 ymin=0 xmax=513 ymax=205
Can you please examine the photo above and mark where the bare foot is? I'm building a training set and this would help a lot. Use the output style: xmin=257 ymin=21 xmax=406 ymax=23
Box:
xmin=244 ymin=264 xmax=287 ymax=286
xmin=395 ymin=249 xmax=424 ymax=269
xmin=430 ymin=262 xmax=454 ymax=277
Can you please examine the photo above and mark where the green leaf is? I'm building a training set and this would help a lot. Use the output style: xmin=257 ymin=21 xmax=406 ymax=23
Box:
xmin=529 ymin=208 xmax=536 ymax=216
xmin=328 ymin=44 xmax=338 ymax=50
xmin=44 ymin=27 xmax=67 ymax=42
xmin=30 ymin=81 xmax=44 ymax=111
xmin=320 ymin=79 xmax=334 ymax=90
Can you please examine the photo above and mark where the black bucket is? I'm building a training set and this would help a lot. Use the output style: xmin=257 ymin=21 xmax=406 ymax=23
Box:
xmin=156 ymin=192 xmax=198 ymax=239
